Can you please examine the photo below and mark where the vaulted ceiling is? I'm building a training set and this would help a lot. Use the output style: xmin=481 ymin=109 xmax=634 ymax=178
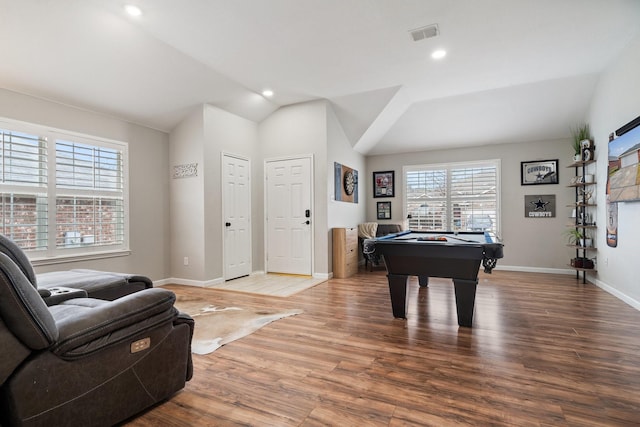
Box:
xmin=1 ymin=0 xmax=639 ymax=155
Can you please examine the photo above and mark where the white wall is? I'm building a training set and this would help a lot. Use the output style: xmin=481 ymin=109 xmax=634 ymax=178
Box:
xmin=326 ymin=103 xmax=366 ymax=271
xmin=258 ymin=100 xmax=330 ymax=275
xmin=367 ymin=139 xmax=576 ymax=272
xmin=169 ymin=108 xmax=205 ymax=281
xmin=588 ymin=33 xmax=640 ymax=308
xmin=169 ymin=104 xmax=259 ymax=283
xmin=202 ymin=104 xmax=258 ymax=279
xmin=169 ymin=100 xmax=357 ymax=281
xmin=327 ymin=105 xmax=367 ymax=228
xmin=0 ymin=89 xmax=171 ymax=281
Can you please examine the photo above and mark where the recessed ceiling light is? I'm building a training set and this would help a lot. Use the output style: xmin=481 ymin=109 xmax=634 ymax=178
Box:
xmin=262 ymin=89 xmax=274 ymax=98
xmin=431 ymin=49 xmax=447 ymax=60
xmin=124 ymin=5 xmax=142 ymax=17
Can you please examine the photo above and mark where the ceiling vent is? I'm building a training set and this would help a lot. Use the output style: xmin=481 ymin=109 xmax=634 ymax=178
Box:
xmin=409 ymin=24 xmax=439 ymax=42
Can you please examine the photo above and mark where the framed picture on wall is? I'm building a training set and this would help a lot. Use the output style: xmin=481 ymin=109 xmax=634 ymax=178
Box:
xmin=520 ymin=159 xmax=559 ymax=185
xmin=373 ymin=170 xmax=395 ymax=197
xmin=377 ymin=201 xmax=391 ymax=220
xmin=524 ymin=195 xmax=556 ymax=218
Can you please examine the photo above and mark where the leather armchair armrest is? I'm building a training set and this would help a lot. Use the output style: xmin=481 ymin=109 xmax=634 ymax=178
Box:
xmin=41 ymin=287 xmax=88 ymax=306
xmin=175 ymin=312 xmax=195 ymax=381
xmin=49 ymin=288 xmax=178 ymax=358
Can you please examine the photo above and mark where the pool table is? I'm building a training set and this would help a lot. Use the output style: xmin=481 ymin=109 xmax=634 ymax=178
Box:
xmin=373 ymin=230 xmax=504 ymax=327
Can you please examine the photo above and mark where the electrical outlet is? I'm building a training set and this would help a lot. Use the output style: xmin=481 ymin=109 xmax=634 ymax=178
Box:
xmin=183 ymin=257 xmax=189 ymax=266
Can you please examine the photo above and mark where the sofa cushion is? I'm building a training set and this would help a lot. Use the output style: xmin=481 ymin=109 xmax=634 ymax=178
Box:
xmin=49 ymin=288 xmax=178 ymax=358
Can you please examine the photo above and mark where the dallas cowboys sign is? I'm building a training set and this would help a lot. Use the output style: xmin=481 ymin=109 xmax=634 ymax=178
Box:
xmin=524 ymin=195 xmax=556 ymax=218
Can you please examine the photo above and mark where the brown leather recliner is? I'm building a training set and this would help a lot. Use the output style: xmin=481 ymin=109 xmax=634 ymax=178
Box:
xmin=0 ymin=249 xmax=194 ymax=426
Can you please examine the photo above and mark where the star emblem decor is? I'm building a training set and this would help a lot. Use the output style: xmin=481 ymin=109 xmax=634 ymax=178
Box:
xmin=524 ymin=194 xmax=555 ymax=218
xmin=531 ymin=197 xmax=550 ymax=211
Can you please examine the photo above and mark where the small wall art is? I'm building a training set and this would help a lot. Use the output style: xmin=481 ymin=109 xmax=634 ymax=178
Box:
xmin=377 ymin=201 xmax=391 ymax=220
xmin=173 ymin=163 xmax=198 ymax=179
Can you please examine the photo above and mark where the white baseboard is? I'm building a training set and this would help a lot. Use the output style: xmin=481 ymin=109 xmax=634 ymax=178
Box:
xmin=494 ymin=265 xmax=575 ymax=275
xmin=154 ymin=270 xmax=331 ymax=288
xmin=497 ymin=266 xmax=639 ymax=312
xmin=152 ymin=278 xmax=171 ymax=287
xmin=249 ymin=270 xmax=329 ymax=280
xmin=594 ymin=278 xmax=640 ymax=311
xmin=153 ymin=277 xmax=224 ymax=288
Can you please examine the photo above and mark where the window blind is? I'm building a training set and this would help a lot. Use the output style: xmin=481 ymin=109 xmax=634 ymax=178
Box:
xmin=0 ymin=120 xmax=128 ymax=256
xmin=0 ymin=129 xmax=48 ymax=249
xmin=405 ymin=160 xmax=500 ymax=233
xmin=55 ymin=140 xmax=125 ymax=248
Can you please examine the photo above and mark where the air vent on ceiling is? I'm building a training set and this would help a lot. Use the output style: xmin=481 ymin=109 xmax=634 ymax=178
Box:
xmin=409 ymin=24 xmax=439 ymax=42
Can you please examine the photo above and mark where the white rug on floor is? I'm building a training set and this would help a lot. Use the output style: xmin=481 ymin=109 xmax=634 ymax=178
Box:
xmin=175 ymin=296 xmax=302 ymax=355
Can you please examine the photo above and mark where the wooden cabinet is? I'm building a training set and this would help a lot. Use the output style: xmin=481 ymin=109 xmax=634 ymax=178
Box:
xmin=332 ymin=227 xmax=358 ymax=278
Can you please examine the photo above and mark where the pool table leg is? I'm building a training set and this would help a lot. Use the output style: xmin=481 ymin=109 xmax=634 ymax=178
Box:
xmin=387 ymin=274 xmax=409 ymax=319
xmin=453 ymin=279 xmax=478 ymax=327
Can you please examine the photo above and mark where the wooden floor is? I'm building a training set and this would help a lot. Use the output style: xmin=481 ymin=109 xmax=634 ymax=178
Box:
xmin=125 ymin=269 xmax=640 ymax=426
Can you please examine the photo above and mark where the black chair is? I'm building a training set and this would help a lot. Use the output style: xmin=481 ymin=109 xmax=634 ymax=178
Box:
xmin=0 ymin=239 xmax=194 ymax=426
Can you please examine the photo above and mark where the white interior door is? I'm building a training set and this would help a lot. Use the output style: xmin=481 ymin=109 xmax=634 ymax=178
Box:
xmin=265 ymin=156 xmax=312 ymax=275
xmin=223 ymin=154 xmax=251 ymax=280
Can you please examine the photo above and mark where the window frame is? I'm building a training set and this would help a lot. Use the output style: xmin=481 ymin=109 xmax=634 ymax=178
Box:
xmin=403 ymin=159 xmax=501 ymax=235
xmin=0 ymin=118 xmax=130 ymax=264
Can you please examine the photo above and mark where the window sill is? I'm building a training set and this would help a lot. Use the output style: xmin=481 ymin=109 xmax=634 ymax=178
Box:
xmin=31 ymin=249 xmax=131 ymax=267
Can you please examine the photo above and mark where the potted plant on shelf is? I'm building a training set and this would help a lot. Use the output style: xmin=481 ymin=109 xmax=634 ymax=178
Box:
xmin=571 ymin=123 xmax=592 ymax=162
xmin=565 ymin=228 xmax=593 ymax=248
xmin=565 ymin=228 xmax=583 ymax=246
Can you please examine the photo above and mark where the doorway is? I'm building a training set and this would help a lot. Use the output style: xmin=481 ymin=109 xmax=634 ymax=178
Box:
xmin=265 ymin=156 xmax=313 ymax=275
xmin=222 ymin=153 xmax=251 ymax=280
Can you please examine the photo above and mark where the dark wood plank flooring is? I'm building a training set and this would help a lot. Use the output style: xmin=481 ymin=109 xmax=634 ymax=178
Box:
xmin=125 ymin=269 xmax=640 ymax=426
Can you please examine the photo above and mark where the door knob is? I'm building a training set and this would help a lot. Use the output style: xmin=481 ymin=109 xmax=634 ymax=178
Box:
xmin=302 ymin=220 xmax=310 ymax=225
xmin=225 ymin=222 xmax=231 ymax=227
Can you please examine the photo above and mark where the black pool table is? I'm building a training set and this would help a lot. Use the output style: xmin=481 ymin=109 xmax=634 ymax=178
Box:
xmin=373 ymin=230 xmax=504 ymax=327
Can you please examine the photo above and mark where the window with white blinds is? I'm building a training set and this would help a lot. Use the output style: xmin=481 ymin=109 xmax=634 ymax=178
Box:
xmin=404 ymin=160 xmax=500 ymax=233
xmin=0 ymin=129 xmax=48 ymax=249
xmin=0 ymin=119 xmax=128 ymax=256
xmin=55 ymin=140 xmax=125 ymax=248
